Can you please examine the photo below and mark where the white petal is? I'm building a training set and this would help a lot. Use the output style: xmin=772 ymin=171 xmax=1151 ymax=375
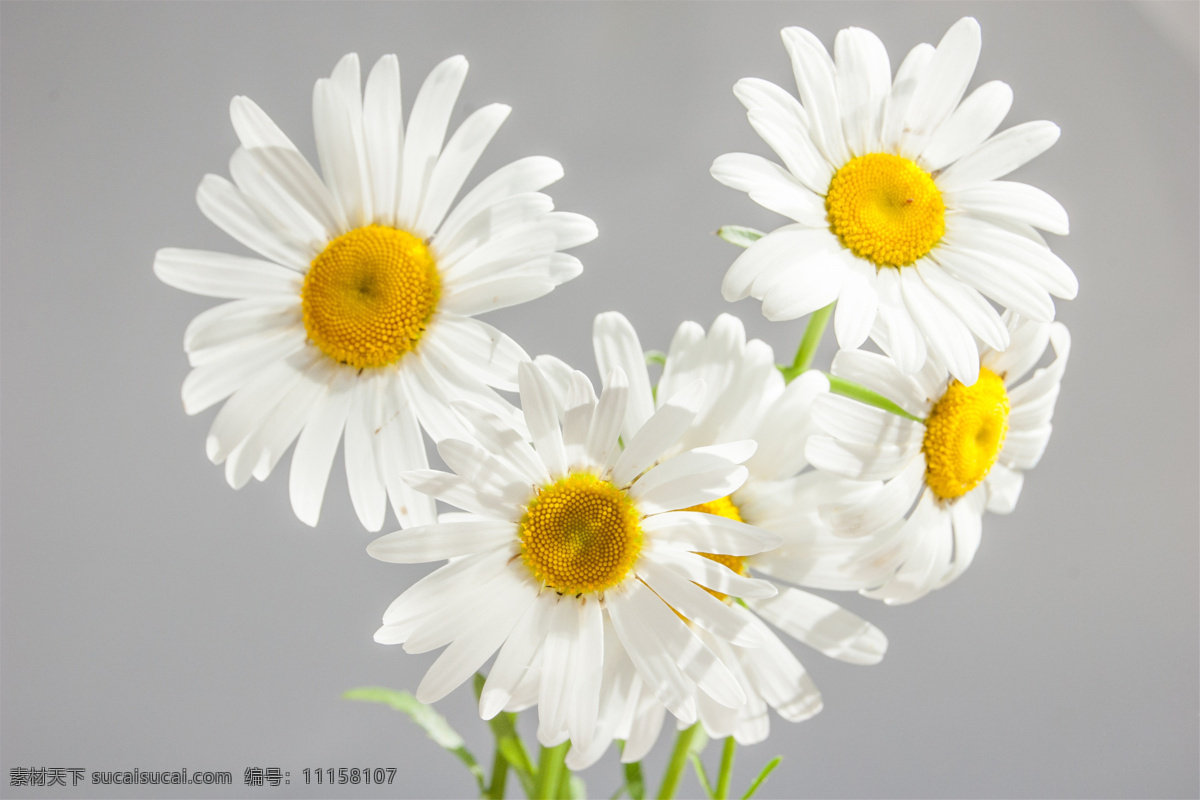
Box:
xmin=377 ymin=375 xmax=437 ymax=527
xmin=631 ymin=458 xmax=749 ymax=516
xmin=367 ymin=520 xmax=514 ymax=562
xmin=518 ymin=361 xmax=568 ymax=478
xmin=402 ymin=469 xmax=520 ymax=520
xmin=829 ymin=348 xmax=929 ymax=417
xmin=642 ymin=510 xmax=779 ymax=556
xmin=811 ymin=392 xmax=923 ymax=448
xmin=935 ymin=120 xmax=1061 ymax=192
xmin=426 ymin=315 xmax=528 ymax=392
xmin=312 ymin=78 xmax=369 ymax=229
xmin=480 ymin=592 xmax=554 ymax=719
xmin=587 ymin=368 xmax=628 ymax=472
xmin=635 ymin=559 xmax=763 ymax=647
xmin=710 ymin=152 xmax=825 ymax=226
xmin=646 ymin=546 xmax=777 ymax=600
xmin=948 ymin=216 xmax=1077 ymax=299
xmin=437 ymin=156 xmax=564 ymax=244
xmin=416 ymin=104 xmax=511 ymax=236
xmin=611 ymin=380 xmax=704 ymax=487
xmin=180 ymin=329 xmax=306 ymax=415
xmin=397 ymin=55 xmax=469 ymax=229
xmin=746 ymin=370 xmax=830 ymax=480
xmin=749 ymin=587 xmax=887 ymax=664
xmin=623 ymin=579 xmax=746 ymax=710
xmin=722 ymin=226 xmax=835 ymax=303
xmin=920 ymin=80 xmax=1012 ymax=171
xmin=194 ymin=176 xmax=321 ymax=271
xmin=881 ymin=42 xmax=935 ymax=150
xmin=363 ymin=55 xmax=403 ymax=228
xmin=901 ymin=17 xmax=981 ymax=156
xmin=288 ymin=367 xmax=355 ymax=526
xmin=593 ymin=312 xmax=656 ymax=442
xmin=606 ymin=588 xmax=697 ymax=724
xmin=899 ymin=268 xmax=980 ymax=385
xmin=561 ymin=371 xmax=598 ymax=469
xmin=805 ymin=436 xmax=915 ymax=482
xmin=834 ymin=26 xmax=891 ymax=155
xmin=760 ymin=251 xmax=847 ymax=321
xmin=984 ymin=461 xmax=1024 ymax=514
xmin=228 ymin=147 xmax=329 ymax=248
xmin=344 ymin=377 xmax=387 ymax=531
xmin=934 ymin=241 xmax=1056 ymax=322
xmin=781 ymin=27 xmax=850 ymax=166
xmin=834 ymin=267 xmax=878 ymax=349
xmin=154 ymin=248 xmax=303 ymax=299
xmin=917 ymin=261 xmax=1009 ymax=351
xmin=184 ymin=298 xmax=300 ymax=366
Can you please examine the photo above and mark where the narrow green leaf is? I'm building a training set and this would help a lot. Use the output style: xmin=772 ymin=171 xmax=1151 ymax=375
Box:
xmin=826 ymin=374 xmax=925 ymax=423
xmin=690 ymin=753 xmax=715 ymax=799
xmin=645 ymin=349 xmax=666 ymax=367
xmin=344 ymin=687 xmax=485 ymax=792
xmin=717 ymin=225 xmax=765 ymax=249
xmin=740 ymin=757 xmax=782 ymax=800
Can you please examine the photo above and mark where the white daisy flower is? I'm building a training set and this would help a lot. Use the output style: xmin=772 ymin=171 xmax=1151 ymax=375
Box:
xmin=806 ymin=314 xmax=1071 ymax=604
xmin=154 ymin=53 xmax=596 ymax=530
xmin=556 ymin=313 xmax=886 ymax=765
xmin=367 ymin=361 xmax=783 ymax=764
xmin=712 ymin=17 xmax=1078 ymax=384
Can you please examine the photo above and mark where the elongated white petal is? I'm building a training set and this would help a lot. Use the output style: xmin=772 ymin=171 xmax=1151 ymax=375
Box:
xmin=834 ymin=267 xmax=878 ymax=349
xmin=363 ymin=54 xmax=403 ymax=228
xmin=416 ymin=104 xmax=511 ymax=236
xmin=518 ymin=361 xmax=567 ymax=478
xmin=368 ymin=520 xmax=514 ymax=563
xmin=344 ymin=377 xmax=387 ymax=531
xmin=835 ymin=26 xmax=890 ymax=156
xmin=936 ymin=120 xmax=1061 ymax=192
xmin=636 ymin=559 xmax=764 ymax=647
xmin=289 ymin=367 xmax=355 ymax=526
xmin=593 ymin=312 xmax=658 ymax=440
xmin=781 ymin=26 xmax=849 ymax=166
xmin=181 ymin=329 xmax=305 ymax=415
xmin=612 ymin=380 xmax=704 ymax=487
xmin=646 ymin=546 xmax=777 ymax=599
xmin=397 ymin=55 xmax=469 ymax=228
xmin=710 ymin=152 xmax=826 ymax=226
xmin=899 ymin=268 xmax=980 ymax=385
xmin=750 ymin=587 xmax=887 ymax=664
xmin=901 ymin=17 xmax=981 ymax=156
xmin=920 ymin=80 xmax=1012 ymax=171
xmin=155 ymin=248 xmax=303 ymax=299
xmin=437 ymin=156 xmax=563 ymax=244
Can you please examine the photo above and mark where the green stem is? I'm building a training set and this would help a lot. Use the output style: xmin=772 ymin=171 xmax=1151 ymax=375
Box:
xmin=624 ymin=760 xmax=646 ymax=800
xmin=487 ymin=746 xmax=509 ymax=800
xmin=780 ymin=303 xmax=834 ymax=382
xmin=826 ymin=374 xmax=925 ymax=423
xmin=534 ymin=742 xmax=569 ymax=800
xmin=714 ymin=738 xmax=736 ymax=800
xmin=657 ymin=723 xmax=700 ymax=800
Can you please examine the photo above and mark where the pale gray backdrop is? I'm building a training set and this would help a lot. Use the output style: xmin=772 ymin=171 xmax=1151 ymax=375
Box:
xmin=2 ymin=2 xmax=1197 ymax=798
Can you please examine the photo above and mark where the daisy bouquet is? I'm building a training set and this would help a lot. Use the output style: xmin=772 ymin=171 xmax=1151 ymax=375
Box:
xmin=156 ymin=17 xmax=1074 ymax=800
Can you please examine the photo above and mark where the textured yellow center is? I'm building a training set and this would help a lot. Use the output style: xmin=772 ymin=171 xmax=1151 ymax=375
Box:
xmin=300 ymin=225 xmax=440 ymax=369
xmin=518 ymin=473 xmax=643 ymax=595
xmin=825 ymin=153 xmax=945 ymax=268
xmin=685 ymin=496 xmax=748 ymax=602
xmin=922 ymin=368 xmax=1010 ymax=501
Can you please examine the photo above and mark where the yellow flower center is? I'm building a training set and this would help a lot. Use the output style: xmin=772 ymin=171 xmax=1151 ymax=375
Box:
xmin=685 ymin=496 xmax=748 ymax=603
xmin=518 ymin=473 xmax=643 ymax=595
xmin=825 ymin=153 xmax=945 ymax=268
xmin=922 ymin=368 xmax=1010 ymax=501
xmin=300 ymin=225 xmax=440 ymax=369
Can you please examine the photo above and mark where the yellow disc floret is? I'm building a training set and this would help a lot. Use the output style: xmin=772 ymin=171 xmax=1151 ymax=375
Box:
xmin=922 ymin=368 xmax=1010 ymax=501
xmin=301 ymin=225 xmax=440 ymax=369
xmin=825 ymin=153 xmax=945 ymax=268
xmin=519 ymin=473 xmax=643 ymax=595
xmin=685 ymin=495 xmax=748 ymax=602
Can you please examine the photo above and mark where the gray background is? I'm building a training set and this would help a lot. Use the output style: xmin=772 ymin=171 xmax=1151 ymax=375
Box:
xmin=2 ymin=2 xmax=1197 ymax=798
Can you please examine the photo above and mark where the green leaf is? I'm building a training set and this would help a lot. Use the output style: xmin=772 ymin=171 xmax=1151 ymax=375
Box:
xmin=740 ymin=757 xmax=781 ymax=800
xmin=645 ymin=350 xmax=666 ymax=367
xmin=826 ymin=374 xmax=925 ymax=423
xmin=690 ymin=753 xmax=715 ymax=799
xmin=344 ymin=687 xmax=486 ymax=793
xmin=717 ymin=225 xmax=765 ymax=249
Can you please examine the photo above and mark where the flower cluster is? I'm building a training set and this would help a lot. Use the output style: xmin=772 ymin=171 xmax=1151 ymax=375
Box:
xmin=156 ymin=17 xmax=1074 ymax=798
